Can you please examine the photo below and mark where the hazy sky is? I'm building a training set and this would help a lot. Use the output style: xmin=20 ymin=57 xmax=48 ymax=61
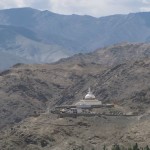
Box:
xmin=0 ymin=0 xmax=150 ymax=17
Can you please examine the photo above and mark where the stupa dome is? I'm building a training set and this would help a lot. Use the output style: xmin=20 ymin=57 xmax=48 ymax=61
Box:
xmin=85 ymin=87 xmax=96 ymax=100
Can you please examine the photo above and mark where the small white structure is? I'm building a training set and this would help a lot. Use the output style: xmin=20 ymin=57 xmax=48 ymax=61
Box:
xmin=85 ymin=87 xmax=96 ymax=100
xmin=75 ymin=87 xmax=102 ymax=107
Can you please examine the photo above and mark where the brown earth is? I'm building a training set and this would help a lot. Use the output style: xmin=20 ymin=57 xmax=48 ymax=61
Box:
xmin=0 ymin=43 xmax=150 ymax=149
xmin=0 ymin=113 xmax=150 ymax=150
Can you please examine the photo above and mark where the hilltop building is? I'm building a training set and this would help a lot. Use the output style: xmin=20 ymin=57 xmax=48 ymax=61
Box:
xmin=75 ymin=87 xmax=102 ymax=107
xmin=51 ymin=88 xmax=135 ymax=118
xmin=52 ymin=87 xmax=114 ymax=117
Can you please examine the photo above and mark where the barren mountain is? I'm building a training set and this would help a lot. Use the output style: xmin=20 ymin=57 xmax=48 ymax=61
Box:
xmin=2 ymin=8 xmax=150 ymax=52
xmin=0 ymin=24 xmax=71 ymax=70
xmin=0 ymin=113 xmax=150 ymax=150
xmin=0 ymin=51 xmax=33 ymax=71
xmin=0 ymin=43 xmax=150 ymax=129
xmin=0 ymin=43 xmax=150 ymax=149
xmin=59 ymin=42 xmax=150 ymax=66
xmin=1 ymin=8 xmax=150 ymax=69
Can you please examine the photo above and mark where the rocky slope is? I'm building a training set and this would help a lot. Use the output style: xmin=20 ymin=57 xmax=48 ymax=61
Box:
xmin=0 ymin=51 xmax=32 ymax=71
xmin=1 ymin=8 xmax=150 ymax=69
xmin=0 ymin=43 xmax=150 ymax=130
xmin=0 ymin=24 xmax=71 ymax=70
xmin=0 ymin=43 xmax=150 ymax=149
xmin=2 ymin=8 xmax=150 ymax=52
xmin=0 ymin=113 xmax=150 ymax=150
xmin=0 ymin=62 xmax=107 ymax=129
xmin=58 ymin=42 xmax=150 ymax=66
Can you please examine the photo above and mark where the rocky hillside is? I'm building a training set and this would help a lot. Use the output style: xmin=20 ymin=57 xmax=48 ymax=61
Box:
xmin=0 ymin=43 xmax=150 ymax=149
xmin=0 ymin=51 xmax=32 ymax=71
xmin=0 ymin=113 xmax=150 ymax=150
xmin=0 ymin=43 xmax=150 ymax=131
xmin=59 ymin=42 xmax=150 ymax=66
xmin=0 ymin=62 xmax=107 ymax=129
xmin=1 ymin=8 xmax=150 ymax=69
xmin=2 ymin=8 xmax=150 ymax=52
xmin=0 ymin=24 xmax=71 ymax=70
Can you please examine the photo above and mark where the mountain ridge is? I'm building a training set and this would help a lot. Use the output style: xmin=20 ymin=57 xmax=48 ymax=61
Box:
xmin=1 ymin=8 xmax=150 ymax=69
xmin=0 ymin=42 xmax=150 ymax=129
xmin=0 ymin=42 xmax=150 ymax=149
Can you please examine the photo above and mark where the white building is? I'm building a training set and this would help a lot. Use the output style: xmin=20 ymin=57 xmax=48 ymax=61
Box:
xmin=75 ymin=87 xmax=102 ymax=107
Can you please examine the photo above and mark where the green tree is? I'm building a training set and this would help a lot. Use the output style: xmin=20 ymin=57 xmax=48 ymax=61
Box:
xmin=133 ymin=143 xmax=139 ymax=150
xmin=144 ymin=145 xmax=150 ymax=150
xmin=112 ymin=144 xmax=121 ymax=150
xmin=103 ymin=145 xmax=107 ymax=150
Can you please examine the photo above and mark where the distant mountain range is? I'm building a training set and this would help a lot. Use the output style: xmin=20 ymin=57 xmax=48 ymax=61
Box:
xmin=1 ymin=7 xmax=150 ymax=70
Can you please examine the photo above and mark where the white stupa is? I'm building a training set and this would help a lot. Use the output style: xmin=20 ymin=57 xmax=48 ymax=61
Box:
xmin=75 ymin=87 xmax=102 ymax=107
